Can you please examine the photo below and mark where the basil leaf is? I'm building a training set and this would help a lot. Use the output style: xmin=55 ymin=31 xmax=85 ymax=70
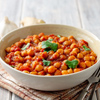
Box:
xmin=43 ymin=59 xmax=51 ymax=66
xmin=42 ymin=40 xmax=58 ymax=52
xmin=57 ymin=35 xmax=61 ymax=38
xmin=65 ymin=60 xmax=78 ymax=69
xmin=11 ymin=65 xmax=15 ymax=68
xmin=44 ymin=48 xmax=52 ymax=52
xmin=83 ymin=45 xmax=91 ymax=51
xmin=21 ymin=43 xmax=30 ymax=50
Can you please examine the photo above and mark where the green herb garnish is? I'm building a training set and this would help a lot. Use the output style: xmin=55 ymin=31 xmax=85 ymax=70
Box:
xmin=65 ymin=60 xmax=78 ymax=69
xmin=57 ymin=35 xmax=61 ymax=38
xmin=21 ymin=43 xmax=30 ymax=50
xmin=44 ymin=48 xmax=52 ymax=52
xmin=11 ymin=65 xmax=15 ymax=68
xmin=43 ymin=59 xmax=51 ymax=66
xmin=83 ymin=45 xmax=91 ymax=51
xmin=42 ymin=39 xmax=58 ymax=52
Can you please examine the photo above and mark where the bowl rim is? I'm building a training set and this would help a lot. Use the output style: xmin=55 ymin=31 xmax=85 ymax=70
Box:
xmin=0 ymin=24 xmax=100 ymax=78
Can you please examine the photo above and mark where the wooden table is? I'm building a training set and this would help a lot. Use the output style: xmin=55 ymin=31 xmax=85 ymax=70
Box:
xmin=0 ymin=0 xmax=100 ymax=100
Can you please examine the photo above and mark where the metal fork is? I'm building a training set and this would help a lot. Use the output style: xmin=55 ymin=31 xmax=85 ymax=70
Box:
xmin=76 ymin=67 xmax=100 ymax=100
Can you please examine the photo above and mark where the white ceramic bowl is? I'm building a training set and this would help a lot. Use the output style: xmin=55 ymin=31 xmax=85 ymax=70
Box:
xmin=0 ymin=24 xmax=100 ymax=91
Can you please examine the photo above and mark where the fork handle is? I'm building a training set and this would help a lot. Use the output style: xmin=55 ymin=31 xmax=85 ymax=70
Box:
xmin=76 ymin=83 xmax=92 ymax=100
xmin=88 ymin=82 xmax=97 ymax=100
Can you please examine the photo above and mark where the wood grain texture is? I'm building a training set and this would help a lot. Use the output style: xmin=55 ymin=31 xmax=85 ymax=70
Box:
xmin=0 ymin=87 xmax=12 ymax=100
xmin=78 ymin=0 xmax=100 ymax=38
xmin=21 ymin=0 xmax=81 ymax=27
xmin=0 ymin=0 xmax=23 ymax=25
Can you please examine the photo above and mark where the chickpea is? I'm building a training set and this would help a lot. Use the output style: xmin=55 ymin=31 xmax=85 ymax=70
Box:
xmin=52 ymin=52 xmax=59 ymax=60
xmin=77 ymin=53 xmax=83 ymax=58
xmin=62 ymin=70 xmax=68 ymax=75
xmin=5 ymin=47 xmax=11 ymax=53
xmin=23 ymin=70 xmax=29 ymax=73
xmin=38 ymin=71 xmax=45 ymax=75
xmin=64 ymin=49 xmax=71 ymax=54
xmin=56 ymin=42 xmax=60 ymax=48
xmin=70 ymin=51 xmax=77 ymax=56
xmin=40 ymin=36 xmax=47 ymax=41
xmin=91 ymin=61 xmax=95 ymax=65
xmin=26 ymin=60 xmax=31 ymax=64
xmin=74 ymin=68 xmax=81 ymax=73
xmin=14 ymin=51 xmax=20 ymax=56
xmin=85 ymin=61 xmax=91 ymax=67
xmin=63 ymin=41 xmax=71 ymax=46
xmin=67 ymin=68 xmax=73 ymax=74
xmin=60 ymin=55 xmax=66 ymax=60
xmin=17 ymin=63 xmax=23 ymax=67
xmin=57 ymin=49 xmax=63 ymax=54
xmin=90 ymin=56 xmax=95 ymax=61
xmin=15 ymin=42 xmax=22 ymax=47
xmin=61 ymin=64 xmax=67 ymax=70
xmin=38 ymin=33 xmax=44 ymax=38
xmin=21 ymin=50 xmax=27 ymax=56
xmin=68 ymin=55 xmax=76 ymax=61
xmin=36 ymin=56 xmax=43 ymax=61
xmin=30 ymin=71 xmax=38 ymax=75
xmin=34 ymin=39 xmax=39 ymax=44
xmin=27 ymin=49 xmax=34 ymax=56
xmin=70 ymin=43 xmax=77 ymax=49
xmin=54 ymin=62 xmax=61 ymax=68
xmin=68 ymin=36 xmax=74 ymax=40
xmin=45 ymin=74 xmax=51 ymax=76
xmin=40 ymin=52 xmax=48 ymax=59
xmin=44 ymin=67 xmax=48 ymax=73
xmin=20 ymin=39 xmax=25 ymax=43
xmin=84 ymin=55 xmax=90 ymax=61
xmin=24 ymin=56 xmax=32 ymax=60
xmin=24 ymin=38 xmax=31 ymax=43
xmin=70 ymin=39 xmax=76 ymax=43
xmin=48 ymin=66 xmax=56 ymax=74
xmin=59 ymin=37 xmax=68 ymax=43
xmin=48 ymin=37 xmax=53 ymax=40
xmin=14 ymin=56 xmax=23 ymax=62
xmin=54 ymin=70 xmax=62 ymax=75
xmin=48 ymin=50 xmax=54 ymax=55
xmin=5 ymin=58 xmax=10 ymax=64
xmin=23 ymin=63 xmax=30 ymax=67
xmin=35 ymin=65 xmax=43 ymax=72
xmin=81 ymin=51 xmax=89 ymax=56
xmin=90 ymin=52 xmax=97 ymax=57
xmin=33 ymin=35 xmax=39 ymax=39
xmin=32 ymin=61 xmax=39 ymax=69
xmin=79 ymin=62 xmax=86 ymax=68
xmin=72 ymin=48 xmax=79 ymax=53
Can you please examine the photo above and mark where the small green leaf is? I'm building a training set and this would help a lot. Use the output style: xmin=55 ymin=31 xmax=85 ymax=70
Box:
xmin=42 ymin=40 xmax=58 ymax=52
xmin=57 ymin=35 xmax=61 ymax=38
xmin=11 ymin=65 xmax=15 ymax=68
xmin=65 ymin=60 xmax=78 ymax=69
xmin=21 ymin=43 xmax=30 ymax=50
xmin=83 ymin=45 xmax=91 ymax=51
xmin=43 ymin=59 xmax=51 ymax=66
xmin=44 ymin=48 xmax=52 ymax=52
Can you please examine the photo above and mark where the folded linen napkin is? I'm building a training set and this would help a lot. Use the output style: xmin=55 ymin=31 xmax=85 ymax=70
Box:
xmin=0 ymin=64 xmax=100 ymax=100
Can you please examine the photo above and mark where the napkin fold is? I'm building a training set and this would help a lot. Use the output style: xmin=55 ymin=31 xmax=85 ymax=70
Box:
xmin=0 ymin=64 xmax=100 ymax=100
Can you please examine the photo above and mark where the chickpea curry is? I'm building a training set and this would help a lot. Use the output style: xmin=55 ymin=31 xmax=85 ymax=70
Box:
xmin=5 ymin=33 xmax=97 ymax=76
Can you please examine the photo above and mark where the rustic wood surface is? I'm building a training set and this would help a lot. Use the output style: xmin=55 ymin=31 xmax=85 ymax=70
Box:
xmin=0 ymin=0 xmax=100 ymax=100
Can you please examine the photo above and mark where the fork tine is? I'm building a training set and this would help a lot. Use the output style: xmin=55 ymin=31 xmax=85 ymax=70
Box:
xmin=93 ymin=67 xmax=99 ymax=76
xmin=94 ymin=67 xmax=100 ymax=77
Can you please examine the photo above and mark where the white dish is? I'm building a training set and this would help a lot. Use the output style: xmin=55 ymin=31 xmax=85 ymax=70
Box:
xmin=0 ymin=24 xmax=100 ymax=91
